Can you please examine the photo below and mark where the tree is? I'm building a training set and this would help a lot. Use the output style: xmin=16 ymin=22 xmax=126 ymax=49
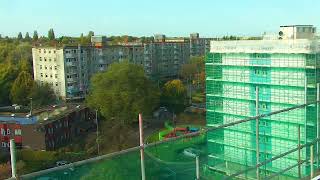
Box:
xmin=10 ymin=71 xmax=34 ymax=105
xmin=48 ymin=28 xmax=55 ymax=40
xmin=86 ymin=61 xmax=160 ymax=125
xmin=161 ymin=79 xmax=187 ymax=114
xmin=80 ymin=33 xmax=86 ymax=44
xmin=33 ymin=30 xmax=38 ymax=41
xmin=0 ymin=63 xmax=19 ymax=105
xmin=25 ymin=32 xmax=31 ymax=41
xmin=29 ymin=82 xmax=56 ymax=107
xmin=17 ymin=32 xmax=23 ymax=40
xmin=87 ymin=31 xmax=94 ymax=39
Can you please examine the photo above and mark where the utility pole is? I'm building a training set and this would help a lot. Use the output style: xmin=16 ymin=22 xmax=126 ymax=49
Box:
xmin=96 ymin=109 xmax=100 ymax=155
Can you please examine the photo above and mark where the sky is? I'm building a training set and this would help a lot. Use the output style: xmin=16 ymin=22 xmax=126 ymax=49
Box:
xmin=1 ymin=0 xmax=320 ymax=38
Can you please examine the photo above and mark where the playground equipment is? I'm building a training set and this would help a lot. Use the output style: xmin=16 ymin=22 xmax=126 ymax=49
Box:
xmin=159 ymin=122 xmax=200 ymax=140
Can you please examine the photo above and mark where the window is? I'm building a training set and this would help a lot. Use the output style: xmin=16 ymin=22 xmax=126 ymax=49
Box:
xmin=40 ymin=65 xmax=42 ymax=69
xmin=44 ymin=58 xmax=47 ymax=62
xmin=40 ymin=57 xmax=42 ymax=61
xmin=1 ymin=128 xmax=6 ymax=136
xmin=55 ymin=82 xmax=58 ymax=86
xmin=40 ymin=73 xmax=43 ymax=77
xmin=55 ymin=74 xmax=58 ymax=78
xmin=49 ymin=58 xmax=52 ymax=62
xmin=53 ymin=50 xmax=56 ymax=54
xmin=15 ymin=129 xmax=21 ymax=135
xmin=54 ymin=58 xmax=56 ymax=62
xmin=44 ymin=50 xmax=46 ymax=53
xmin=50 ymin=66 xmax=52 ymax=70
xmin=38 ymin=49 xmax=41 ymax=53
xmin=1 ymin=142 xmax=6 ymax=147
xmin=54 ymin=66 xmax=57 ymax=70
xmin=7 ymin=129 xmax=10 ymax=135
xmin=45 ymin=66 xmax=47 ymax=70
xmin=50 ymin=74 xmax=53 ymax=78
xmin=45 ymin=74 xmax=48 ymax=77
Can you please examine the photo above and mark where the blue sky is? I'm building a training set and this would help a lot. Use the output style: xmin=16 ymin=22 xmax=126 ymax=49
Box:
xmin=1 ymin=0 xmax=320 ymax=37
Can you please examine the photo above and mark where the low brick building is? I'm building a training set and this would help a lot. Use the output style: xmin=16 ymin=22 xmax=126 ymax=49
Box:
xmin=0 ymin=104 xmax=95 ymax=152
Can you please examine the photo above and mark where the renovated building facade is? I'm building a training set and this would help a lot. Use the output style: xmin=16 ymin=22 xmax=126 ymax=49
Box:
xmin=206 ymin=25 xmax=319 ymax=177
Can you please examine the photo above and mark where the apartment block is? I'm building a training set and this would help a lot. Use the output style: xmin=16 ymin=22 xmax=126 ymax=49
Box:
xmin=206 ymin=25 xmax=319 ymax=177
xmin=32 ymin=34 xmax=209 ymax=100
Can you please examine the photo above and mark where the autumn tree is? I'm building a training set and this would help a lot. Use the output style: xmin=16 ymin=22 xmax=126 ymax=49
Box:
xmin=161 ymin=79 xmax=187 ymax=114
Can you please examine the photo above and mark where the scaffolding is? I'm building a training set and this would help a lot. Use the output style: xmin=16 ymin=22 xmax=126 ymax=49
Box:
xmin=205 ymin=46 xmax=320 ymax=178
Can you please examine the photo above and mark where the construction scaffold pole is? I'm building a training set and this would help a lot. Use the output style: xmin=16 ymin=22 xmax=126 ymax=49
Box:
xmin=139 ymin=114 xmax=146 ymax=180
xmin=256 ymin=86 xmax=260 ymax=179
xmin=298 ymin=125 xmax=301 ymax=178
xmin=317 ymin=83 xmax=319 ymax=168
xmin=196 ymin=156 xmax=200 ymax=180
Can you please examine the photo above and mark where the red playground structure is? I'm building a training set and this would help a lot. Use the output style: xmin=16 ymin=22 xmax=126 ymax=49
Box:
xmin=164 ymin=127 xmax=199 ymax=139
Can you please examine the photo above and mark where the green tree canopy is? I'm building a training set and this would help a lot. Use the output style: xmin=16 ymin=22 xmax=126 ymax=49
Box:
xmin=86 ymin=61 xmax=160 ymax=125
xmin=29 ymin=82 xmax=56 ymax=108
xmin=24 ymin=32 xmax=31 ymax=41
xmin=0 ymin=63 xmax=19 ymax=105
xmin=10 ymin=71 xmax=34 ymax=105
xmin=33 ymin=30 xmax=38 ymax=41
xmin=48 ymin=28 xmax=55 ymax=40
xmin=87 ymin=31 xmax=94 ymax=40
xmin=161 ymin=79 xmax=187 ymax=114
xmin=17 ymin=32 xmax=23 ymax=40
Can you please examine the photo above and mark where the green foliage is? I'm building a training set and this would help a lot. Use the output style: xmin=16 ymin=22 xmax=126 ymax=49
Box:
xmin=86 ymin=61 xmax=160 ymax=125
xmin=33 ymin=30 xmax=38 ymax=41
xmin=48 ymin=28 xmax=55 ymax=40
xmin=161 ymin=79 xmax=187 ymax=114
xmin=18 ymin=32 xmax=23 ymax=40
xmin=10 ymin=71 xmax=34 ymax=105
xmin=30 ymin=82 xmax=56 ymax=108
xmin=87 ymin=31 xmax=94 ymax=39
xmin=25 ymin=32 xmax=31 ymax=41
xmin=0 ymin=63 xmax=19 ymax=105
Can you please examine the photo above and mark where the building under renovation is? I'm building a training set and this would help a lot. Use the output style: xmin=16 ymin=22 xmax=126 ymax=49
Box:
xmin=205 ymin=25 xmax=320 ymax=177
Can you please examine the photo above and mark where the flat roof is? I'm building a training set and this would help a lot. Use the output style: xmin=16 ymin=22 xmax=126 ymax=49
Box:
xmin=280 ymin=25 xmax=314 ymax=27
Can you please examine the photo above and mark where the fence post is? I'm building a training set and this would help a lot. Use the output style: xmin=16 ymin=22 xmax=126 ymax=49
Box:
xmin=10 ymin=139 xmax=17 ymax=178
xmin=256 ymin=86 xmax=260 ymax=179
xmin=311 ymin=145 xmax=314 ymax=178
xmin=139 ymin=114 xmax=146 ymax=180
xmin=298 ymin=125 xmax=301 ymax=178
xmin=196 ymin=156 xmax=200 ymax=180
